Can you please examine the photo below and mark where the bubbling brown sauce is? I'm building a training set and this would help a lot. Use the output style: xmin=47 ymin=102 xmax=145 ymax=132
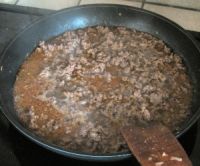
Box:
xmin=14 ymin=26 xmax=192 ymax=153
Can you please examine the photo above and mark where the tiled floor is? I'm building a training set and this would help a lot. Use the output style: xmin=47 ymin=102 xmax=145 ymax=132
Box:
xmin=80 ymin=0 xmax=141 ymax=7
xmin=146 ymin=0 xmax=200 ymax=10
xmin=144 ymin=4 xmax=200 ymax=32
xmin=0 ymin=0 xmax=16 ymax=4
xmin=0 ymin=0 xmax=200 ymax=31
xmin=16 ymin=0 xmax=79 ymax=10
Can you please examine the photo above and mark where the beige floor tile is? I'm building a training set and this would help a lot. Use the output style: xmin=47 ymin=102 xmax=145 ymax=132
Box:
xmin=0 ymin=0 xmax=17 ymax=4
xmin=146 ymin=0 xmax=200 ymax=10
xmin=80 ymin=0 xmax=142 ymax=8
xmin=17 ymin=0 xmax=79 ymax=10
xmin=144 ymin=4 xmax=200 ymax=32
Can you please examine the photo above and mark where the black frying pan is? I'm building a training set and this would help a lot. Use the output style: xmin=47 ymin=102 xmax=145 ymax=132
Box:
xmin=0 ymin=4 xmax=200 ymax=162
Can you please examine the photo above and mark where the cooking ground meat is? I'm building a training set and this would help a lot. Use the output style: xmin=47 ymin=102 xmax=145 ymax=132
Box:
xmin=14 ymin=26 xmax=192 ymax=153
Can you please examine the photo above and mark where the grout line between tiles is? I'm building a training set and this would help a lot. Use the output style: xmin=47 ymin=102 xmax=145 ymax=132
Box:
xmin=77 ymin=0 xmax=81 ymax=6
xmin=141 ymin=0 xmax=145 ymax=8
xmin=14 ymin=0 xmax=19 ymax=5
xmin=145 ymin=2 xmax=200 ymax=12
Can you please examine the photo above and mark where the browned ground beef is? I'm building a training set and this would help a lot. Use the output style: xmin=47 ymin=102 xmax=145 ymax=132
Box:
xmin=14 ymin=26 xmax=192 ymax=153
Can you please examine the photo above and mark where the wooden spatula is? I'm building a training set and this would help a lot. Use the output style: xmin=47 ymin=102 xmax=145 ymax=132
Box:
xmin=121 ymin=123 xmax=192 ymax=166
